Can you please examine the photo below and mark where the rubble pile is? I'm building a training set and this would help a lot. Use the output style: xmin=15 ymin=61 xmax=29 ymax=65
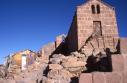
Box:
xmin=47 ymin=53 xmax=86 ymax=83
xmin=45 ymin=48 xmax=111 ymax=82
xmin=0 ymin=44 xmax=110 ymax=83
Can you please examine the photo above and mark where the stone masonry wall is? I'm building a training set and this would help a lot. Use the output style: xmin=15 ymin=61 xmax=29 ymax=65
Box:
xmin=66 ymin=14 xmax=78 ymax=52
xmin=79 ymin=55 xmax=127 ymax=83
xmin=66 ymin=0 xmax=119 ymax=53
xmin=77 ymin=0 xmax=119 ymax=50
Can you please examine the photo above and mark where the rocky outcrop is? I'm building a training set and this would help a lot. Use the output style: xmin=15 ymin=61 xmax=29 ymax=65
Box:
xmin=0 ymin=65 xmax=7 ymax=78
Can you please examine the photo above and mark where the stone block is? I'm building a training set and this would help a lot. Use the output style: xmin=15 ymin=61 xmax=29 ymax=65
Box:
xmin=105 ymin=72 xmax=123 ymax=83
xmin=124 ymin=56 xmax=127 ymax=72
xmin=92 ymin=72 xmax=106 ymax=83
xmin=123 ymin=71 xmax=127 ymax=83
xmin=111 ymin=55 xmax=124 ymax=72
xmin=120 ymin=38 xmax=127 ymax=54
xmin=79 ymin=73 xmax=92 ymax=83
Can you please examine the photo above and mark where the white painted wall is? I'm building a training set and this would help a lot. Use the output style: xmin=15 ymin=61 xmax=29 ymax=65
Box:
xmin=21 ymin=54 xmax=27 ymax=71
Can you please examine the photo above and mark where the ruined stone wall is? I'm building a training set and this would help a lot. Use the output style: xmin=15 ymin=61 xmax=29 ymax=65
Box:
xmin=66 ymin=14 xmax=78 ymax=52
xmin=41 ymin=42 xmax=55 ymax=57
xmin=79 ymin=55 xmax=127 ymax=83
xmin=77 ymin=0 xmax=119 ymax=50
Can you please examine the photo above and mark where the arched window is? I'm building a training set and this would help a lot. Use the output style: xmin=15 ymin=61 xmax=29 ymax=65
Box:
xmin=91 ymin=5 xmax=96 ymax=14
xmin=97 ymin=5 xmax=100 ymax=14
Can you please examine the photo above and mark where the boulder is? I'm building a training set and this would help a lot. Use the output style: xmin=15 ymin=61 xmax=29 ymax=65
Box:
xmin=62 ymin=61 xmax=86 ymax=68
xmin=50 ymin=58 xmax=62 ymax=64
xmin=67 ymin=56 xmax=78 ymax=62
xmin=48 ymin=69 xmax=72 ymax=79
xmin=50 ymin=54 xmax=66 ymax=64
xmin=71 ymin=51 xmax=86 ymax=59
xmin=67 ymin=67 xmax=83 ymax=72
xmin=71 ymin=51 xmax=80 ymax=57
xmin=52 ymin=54 xmax=65 ymax=58
xmin=46 ymin=78 xmax=56 ymax=83
xmin=49 ymin=64 xmax=63 ymax=70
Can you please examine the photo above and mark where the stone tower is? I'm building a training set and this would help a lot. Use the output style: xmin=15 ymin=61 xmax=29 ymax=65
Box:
xmin=66 ymin=0 xmax=119 ymax=53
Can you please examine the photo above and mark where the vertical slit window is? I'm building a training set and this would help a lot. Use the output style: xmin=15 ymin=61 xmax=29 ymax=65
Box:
xmin=91 ymin=5 xmax=96 ymax=14
xmin=97 ymin=5 xmax=100 ymax=14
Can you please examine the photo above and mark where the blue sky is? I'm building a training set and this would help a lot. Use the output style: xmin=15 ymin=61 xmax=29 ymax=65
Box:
xmin=0 ymin=0 xmax=127 ymax=64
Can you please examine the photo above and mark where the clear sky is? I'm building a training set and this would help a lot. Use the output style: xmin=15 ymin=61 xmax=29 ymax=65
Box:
xmin=0 ymin=0 xmax=127 ymax=64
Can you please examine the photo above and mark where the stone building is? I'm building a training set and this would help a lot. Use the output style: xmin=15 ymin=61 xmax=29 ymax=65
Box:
xmin=66 ymin=0 xmax=119 ymax=53
xmin=11 ymin=50 xmax=37 ymax=66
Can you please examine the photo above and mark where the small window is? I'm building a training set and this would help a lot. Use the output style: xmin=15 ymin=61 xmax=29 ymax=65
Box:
xmin=91 ymin=5 xmax=96 ymax=14
xmin=97 ymin=5 xmax=100 ymax=14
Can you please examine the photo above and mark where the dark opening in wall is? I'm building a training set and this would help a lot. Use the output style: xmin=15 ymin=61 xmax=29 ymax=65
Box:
xmin=97 ymin=5 xmax=100 ymax=14
xmin=83 ymin=48 xmax=112 ymax=73
xmin=93 ymin=21 xmax=102 ymax=37
xmin=91 ymin=5 xmax=96 ymax=14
